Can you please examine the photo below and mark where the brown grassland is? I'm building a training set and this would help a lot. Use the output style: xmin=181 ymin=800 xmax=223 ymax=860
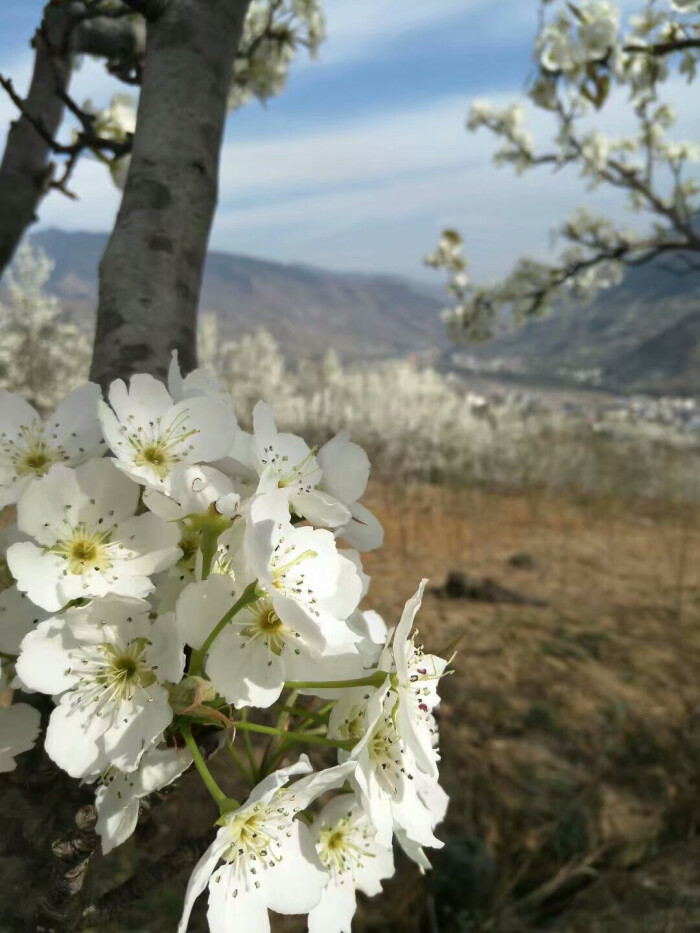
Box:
xmin=357 ymin=481 xmax=700 ymax=933
xmin=14 ymin=479 xmax=700 ymax=931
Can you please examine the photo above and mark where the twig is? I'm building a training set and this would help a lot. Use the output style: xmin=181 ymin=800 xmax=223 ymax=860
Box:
xmin=0 ymin=71 xmax=132 ymax=199
xmin=624 ymin=38 xmax=700 ymax=57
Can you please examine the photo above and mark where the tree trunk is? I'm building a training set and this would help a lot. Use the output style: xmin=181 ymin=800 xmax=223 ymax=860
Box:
xmin=0 ymin=3 xmax=145 ymax=278
xmin=90 ymin=0 xmax=252 ymax=391
xmin=0 ymin=5 xmax=72 ymax=275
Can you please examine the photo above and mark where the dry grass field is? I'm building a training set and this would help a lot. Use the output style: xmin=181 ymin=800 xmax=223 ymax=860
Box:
xmin=356 ymin=481 xmax=700 ymax=932
xmin=12 ymin=480 xmax=700 ymax=931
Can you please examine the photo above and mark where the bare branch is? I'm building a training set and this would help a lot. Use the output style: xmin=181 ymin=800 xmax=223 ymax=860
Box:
xmin=0 ymin=71 xmax=132 ymax=202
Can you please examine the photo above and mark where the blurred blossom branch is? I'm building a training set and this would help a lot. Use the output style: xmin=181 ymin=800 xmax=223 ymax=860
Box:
xmin=427 ymin=0 xmax=700 ymax=339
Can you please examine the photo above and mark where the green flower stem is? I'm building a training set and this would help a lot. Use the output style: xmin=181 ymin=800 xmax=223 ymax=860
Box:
xmin=233 ymin=719 xmax=354 ymax=751
xmin=189 ymin=581 xmax=260 ymax=676
xmin=180 ymin=724 xmax=235 ymax=813
xmin=276 ymin=690 xmax=299 ymax=729
xmin=226 ymin=738 xmax=255 ymax=787
xmin=269 ymin=702 xmax=329 ymax=725
xmin=283 ymin=671 xmax=388 ymax=691
xmin=239 ymin=708 xmax=259 ymax=782
xmin=199 ymin=528 xmax=220 ymax=581
xmin=0 ymin=650 xmax=18 ymax=663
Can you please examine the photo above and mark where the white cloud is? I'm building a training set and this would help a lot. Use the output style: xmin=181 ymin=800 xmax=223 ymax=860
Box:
xmin=214 ymin=76 xmax=700 ymax=279
xmin=220 ymin=96 xmax=473 ymax=197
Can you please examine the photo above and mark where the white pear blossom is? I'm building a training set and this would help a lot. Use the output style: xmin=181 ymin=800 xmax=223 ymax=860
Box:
xmin=167 ymin=352 xmax=230 ymax=403
xmin=317 ymin=431 xmax=384 ymax=551
xmin=0 ymin=585 xmax=47 ymax=657
xmin=247 ymin=402 xmax=351 ymax=529
xmin=538 ymin=1 xmax=620 ymax=73
xmin=2 ymin=361 xmax=450 ymax=931
xmin=308 ymin=794 xmax=395 ymax=933
xmin=178 ymin=757 xmax=352 ymax=933
xmin=175 ymin=574 xmax=361 ymax=710
xmin=143 ymin=463 xmax=241 ymax=523
xmin=244 ymin=488 xmax=362 ymax=650
xmin=99 ymin=374 xmax=238 ymax=493
xmin=294 ymin=608 xmax=388 ymax=703
xmin=0 ymin=695 xmax=41 ymax=772
xmin=16 ymin=596 xmax=185 ymax=778
xmin=95 ymin=744 xmax=193 ymax=854
xmin=7 ymin=459 xmax=181 ymax=612
xmin=330 ymin=682 xmax=445 ymax=853
xmin=380 ymin=580 xmax=448 ymax=777
xmin=0 ymin=383 xmax=104 ymax=508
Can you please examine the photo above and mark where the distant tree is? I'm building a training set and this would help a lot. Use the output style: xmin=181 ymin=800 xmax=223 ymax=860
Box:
xmin=0 ymin=242 xmax=90 ymax=410
xmin=427 ymin=0 xmax=700 ymax=339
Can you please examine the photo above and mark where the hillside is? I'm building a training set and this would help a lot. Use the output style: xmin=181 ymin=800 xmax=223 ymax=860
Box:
xmin=445 ymin=257 xmax=700 ymax=395
xmin=30 ymin=229 xmax=448 ymax=361
xmin=19 ymin=229 xmax=700 ymax=394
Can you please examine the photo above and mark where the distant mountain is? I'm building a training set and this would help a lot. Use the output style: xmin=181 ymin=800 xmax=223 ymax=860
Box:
xmin=21 ymin=229 xmax=700 ymax=394
xmin=445 ymin=255 xmax=700 ymax=396
xmin=30 ymin=229 xmax=448 ymax=361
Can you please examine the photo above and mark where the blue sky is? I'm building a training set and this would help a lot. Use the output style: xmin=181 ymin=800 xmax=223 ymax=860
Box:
xmin=0 ymin=1 xmax=698 ymax=283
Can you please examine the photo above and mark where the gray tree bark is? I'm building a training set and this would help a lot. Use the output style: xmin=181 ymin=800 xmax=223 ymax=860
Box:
xmin=0 ymin=2 xmax=145 ymax=278
xmin=0 ymin=5 xmax=72 ymax=275
xmin=90 ymin=0 xmax=252 ymax=391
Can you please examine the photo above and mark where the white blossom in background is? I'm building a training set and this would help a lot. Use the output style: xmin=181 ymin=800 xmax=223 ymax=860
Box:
xmin=86 ymin=93 xmax=136 ymax=191
xmin=229 ymin=0 xmax=326 ymax=110
xmin=0 ymin=243 xmax=92 ymax=411
xmin=428 ymin=0 xmax=700 ymax=336
xmin=7 ymin=459 xmax=181 ymax=611
xmin=17 ymin=596 xmax=185 ymax=778
xmin=196 ymin=325 xmax=700 ymax=501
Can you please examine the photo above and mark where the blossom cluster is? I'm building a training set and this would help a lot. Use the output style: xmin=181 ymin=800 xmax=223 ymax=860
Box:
xmin=0 ymin=358 xmax=450 ymax=932
xmin=430 ymin=0 xmax=700 ymax=336
xmin=229 ymin=0 xmax=326 ymax=110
